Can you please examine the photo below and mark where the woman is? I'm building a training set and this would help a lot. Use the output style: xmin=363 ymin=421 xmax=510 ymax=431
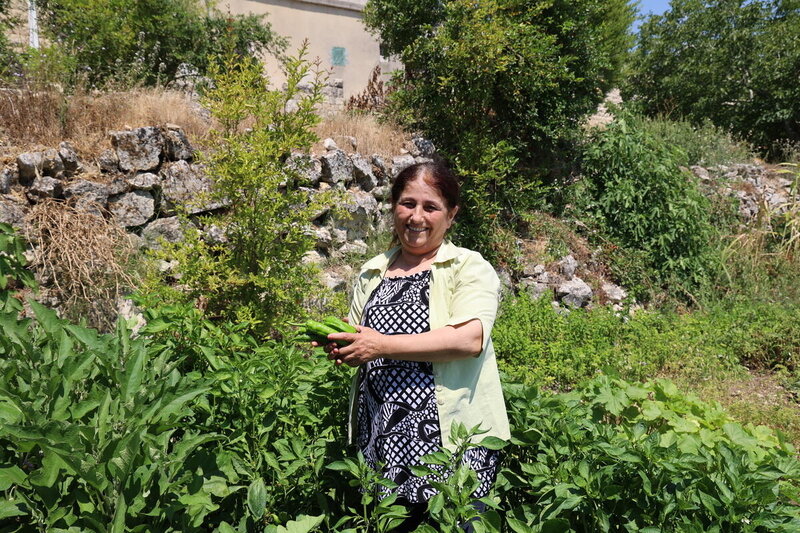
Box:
xmin=325 ymin=162 xmax=510 ymax=530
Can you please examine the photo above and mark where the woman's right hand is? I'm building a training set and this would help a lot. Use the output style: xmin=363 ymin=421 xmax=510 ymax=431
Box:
xmin=326 ymin=326 xmax=385 ymax=367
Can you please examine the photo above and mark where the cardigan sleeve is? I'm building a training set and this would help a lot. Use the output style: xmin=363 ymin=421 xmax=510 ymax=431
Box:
xmin=443 ymin=251 xmax=500 ymax=353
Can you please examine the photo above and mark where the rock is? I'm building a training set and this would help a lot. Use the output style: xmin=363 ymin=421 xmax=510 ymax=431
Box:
xmin=286 ymin=153 xmax=322 ymax=186
xmin=371 ymin=185 xmax=391 ymax=201
xmin=27 ymin=176 xmax=63 ymax=201
xmin=0 ymin=168 xmax=14 ymax=194
xmin=98 ymin=149 xmax=119 ymax=173
xmin=161 ymin=161 xmax=218 ymax=215
xmin=519 ymin=277 xmax=551 ymax=300
xmin=331 ymin=228 xmax=347 ymax=246
xmin=108 ymin=191 xmax=156 ymax=227
xmin=204 ymin=224 xmax=228 ymax=244
xmin=0 ymin=196 xmax=27 ymax=228
xmin=323 ymin=138 xmax=338 ymax=151
xmin=63 ymin=179 xmax=110 ymax=216
xmin=320 ymin=149 xmax=354 ymax=185
xmin=338 ymin=240 xmax=369 ymax=256
xmin=522 ymin=262 xmax=545 ymax=278
xmin=110 ymin=127 xmax=164 ymax=173
xmin=559 ymin=254 xmax=578 ymax=279
xmin=410 ymin=136 xmax=436 ymax=157
xmin=163 ymin=126 xmax=194 ymax=161
xmin=391 ymin=154 xmax=416 ymax=177
xmin=142 ymin=216 xmax=184 ymax=246
xmin=371 ymin=155 xmax=389 ymax=184
xmin=321 ymin=270 xmax=348 ymax=291
xmin=313 ymin=226 xmax=333 ymax=250
xmin=58 ymin=142 xmax=82 ymax=176
xmin=302 ymin=250 xmax=325 ymax=265
xmin=352 ymin=153 xmax=378 ymax=191
xmin=126 ymin=172 xmax=161 ymax=191
xmin=556 ymin=277 xmax=593 ymax=308
xmin=331 ymin=190 xmax=379 ymax=241
xmin=41 ymin=149 xmax=65 ymax=179
xmin=16 ymin=152 xmax=44 ymax=184
xmin=496 ymin=267 xmax=514 ymax=297
xmin=601 ymin=282 xmax=627 ymax=304
xmin=690 ymin=165 xmax=710 ymax=181
xmin=414 ymin=156 xmax=435 ymax=165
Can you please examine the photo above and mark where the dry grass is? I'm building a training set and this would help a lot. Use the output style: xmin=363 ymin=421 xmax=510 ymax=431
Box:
xmin=313 ymin=112 xmax=409 ymax=158
xmin=24 ymin=200 xmax=138 ymax=332
xmin=0 ymin=85 xmax=210 ymax=160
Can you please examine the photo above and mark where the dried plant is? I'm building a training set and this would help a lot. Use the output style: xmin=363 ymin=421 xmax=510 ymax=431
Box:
xmin=314 ymin=112 xmax=408 ymax=157
xmin=345 ymin=65 xmax=387 ymax=113
xmin=0 ymin=84 xmax=210 ymax=157
xmin=24 ymin=200 xmax=138 ymax=331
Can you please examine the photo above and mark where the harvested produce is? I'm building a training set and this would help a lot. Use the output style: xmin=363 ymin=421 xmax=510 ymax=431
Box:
xmin=292 ymin=316 xmax=357 ymax=347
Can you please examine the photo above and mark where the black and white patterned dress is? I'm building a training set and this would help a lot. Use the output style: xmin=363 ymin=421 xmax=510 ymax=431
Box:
xmin=357 ymin=270 xmax=499 ymax=504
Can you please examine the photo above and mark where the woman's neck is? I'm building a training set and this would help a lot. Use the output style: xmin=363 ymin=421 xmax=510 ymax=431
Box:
xmin=387 ymin=246 xmax=440 ymax=277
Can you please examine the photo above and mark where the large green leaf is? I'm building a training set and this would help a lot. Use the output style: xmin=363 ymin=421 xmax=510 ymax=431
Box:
xmin=247 ymin=478 xmax=267 ymax=520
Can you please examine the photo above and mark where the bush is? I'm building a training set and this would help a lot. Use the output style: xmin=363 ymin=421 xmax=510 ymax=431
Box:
xmin=33 ymin=0 xmax=284 ymax=87
xmin=501 ymin=376 xmax=800 ymax=532
xmin=143 ymin=45 xmax=336 ymax=337
xmin=626 ymin=0 xmax=800 ymax=155
xmin=580 ymin=114 xmax=716 ymax=295
xmin=363 ymin=0 xmax=636 ymax=260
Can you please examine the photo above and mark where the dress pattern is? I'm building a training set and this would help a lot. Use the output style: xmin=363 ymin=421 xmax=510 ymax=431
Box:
xmin=357 ymin=270 xmax=499 ymax=503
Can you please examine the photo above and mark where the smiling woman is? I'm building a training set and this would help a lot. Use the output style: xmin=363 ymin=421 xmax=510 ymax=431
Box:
xmin=318 ymin=162 xmax=510 ymax=531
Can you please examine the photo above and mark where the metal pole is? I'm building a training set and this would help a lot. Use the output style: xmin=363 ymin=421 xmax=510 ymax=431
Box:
xmin=28 ymin=0 xmax=40 ymax=49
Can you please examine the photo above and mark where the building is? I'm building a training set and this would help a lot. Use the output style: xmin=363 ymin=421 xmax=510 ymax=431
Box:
xmin=224 ymin=0 xmax=400 ymax=100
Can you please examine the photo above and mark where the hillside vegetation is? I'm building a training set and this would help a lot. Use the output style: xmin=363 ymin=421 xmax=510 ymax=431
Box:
xmin=0 ymin=0 xmax=799 ymax=532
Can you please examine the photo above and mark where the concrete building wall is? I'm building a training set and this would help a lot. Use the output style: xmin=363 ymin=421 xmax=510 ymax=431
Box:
xmin=223 ymin=0 xmax=401 ymax=99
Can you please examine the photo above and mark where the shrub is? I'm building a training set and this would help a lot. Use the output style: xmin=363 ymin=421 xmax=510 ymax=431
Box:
xmin=143 ymin=44 xmax=336 ymax=337
xmin=580 ymin=114 xmax=716 ymax=295
xmin=33 ymin=0 xmax=284 ymax=87
xmin=626 ymin=0 xmax=800 ymax=155
xmin=500 ymin=376 xmax=800 ymax=532
xmin=363 ymin=0 xmax=636 ymax=260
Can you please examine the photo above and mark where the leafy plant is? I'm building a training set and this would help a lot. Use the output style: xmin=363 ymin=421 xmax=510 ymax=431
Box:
xmin=147 ymin=43 xmax=337 ymax=336
xmin=626 ymin=0 xmax=800 ymax=154
xmin=0 ymin=224 xmax=36 ymax=314
xmin=580 ymin=114 xmax=716 ymax=296
xmin=34 ymin=0 xmax=285 ymax=87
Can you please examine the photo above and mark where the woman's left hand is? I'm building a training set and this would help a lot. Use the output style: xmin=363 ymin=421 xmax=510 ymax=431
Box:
xmin=327 ymin=326 xmax=385 ymax=367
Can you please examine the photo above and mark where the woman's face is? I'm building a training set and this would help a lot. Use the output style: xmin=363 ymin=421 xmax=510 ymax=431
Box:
xmin=393 ymin=175 xmax=458 ymax=257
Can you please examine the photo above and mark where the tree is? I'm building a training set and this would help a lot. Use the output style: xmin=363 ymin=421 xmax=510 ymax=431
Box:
xmin=626 ymin=0 xmax=800 ymax=154
xmin=363 ymin=0 xmax=636 ymax=257
xmin=35 ymin=0 xmax=285 ymax=86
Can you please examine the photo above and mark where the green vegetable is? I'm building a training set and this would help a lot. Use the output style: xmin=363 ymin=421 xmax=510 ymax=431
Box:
xmin=292 ymin=317 xmax=356 ymax=348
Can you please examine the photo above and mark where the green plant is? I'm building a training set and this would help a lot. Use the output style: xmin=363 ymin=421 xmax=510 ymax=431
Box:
xmin=148 ymin=43 xmax=337 ymax=337
xmin=580 ymin=115 xmax=716 ymax=296
xmin=364 ymin=0 xmax=635 ymax=260
xmin=626 ymin=0 xmax=800 ymax=155
xmin=498 ymin=376 xmax=800 ymax=532
xmin=0 ymin=224 xmax=36 ymax=315
xmin=35 ymin=0 xmax=285 ymax=88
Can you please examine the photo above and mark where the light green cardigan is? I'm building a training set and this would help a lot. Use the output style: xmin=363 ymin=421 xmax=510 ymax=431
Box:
xmin=347 ymin=240 xmax=511 ymax=451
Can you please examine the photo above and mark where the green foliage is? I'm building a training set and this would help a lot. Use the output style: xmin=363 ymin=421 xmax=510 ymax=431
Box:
xmin=623 ymin=113 xmax=755 ymax=168
xmin=580 ymin=115 xmax=716 ymax=294
xmin=364 ymin=0 xmax=635 ymax=260
xmin=626 ymin=0 xmax=800 ymax=154
xmin=34 ymin=0 xmax=284 ymax=87
xmin=147 ymin=44 xmax=335 ymax=337
xmin=500 ymin=376 xmax=800 ymax=532
xmin=0 ymin=224 xmax=36 ymax=315
xmin=494 ymin=291 xmax=800 ymax=389
xmin=0 ymin=303 xmax=214 ymax=530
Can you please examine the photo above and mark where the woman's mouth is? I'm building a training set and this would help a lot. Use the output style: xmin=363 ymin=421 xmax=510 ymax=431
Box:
xmin=407 ymin=226 xmax=427 ymax=233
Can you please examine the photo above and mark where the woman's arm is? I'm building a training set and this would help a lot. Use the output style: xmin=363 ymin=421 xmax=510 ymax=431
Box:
xmin=327 ymin=319 xmax=483 ymax=367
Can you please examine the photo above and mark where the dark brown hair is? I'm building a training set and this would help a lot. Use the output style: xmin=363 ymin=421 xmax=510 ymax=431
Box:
xmin=391 ymin=161 xmax=460 ymax=211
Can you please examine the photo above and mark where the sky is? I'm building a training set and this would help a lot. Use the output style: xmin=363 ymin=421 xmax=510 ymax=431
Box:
xmin=634 ymin=0 xmax=672 ymax=32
